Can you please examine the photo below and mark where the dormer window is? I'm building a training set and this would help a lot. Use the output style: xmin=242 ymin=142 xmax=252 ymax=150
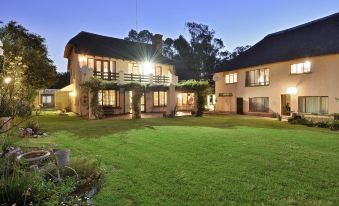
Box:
xmin=291 ymin=61 xmax=311 ymax=74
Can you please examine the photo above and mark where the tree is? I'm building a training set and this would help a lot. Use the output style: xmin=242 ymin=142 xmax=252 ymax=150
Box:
xmin=124 ymin=29 xmax=153 ymax=44
xmin=220 ymin=45 xmax=252 ymax=64
xmin=50 ymin=72 xmax=70 ymax=89
xmin=0 ymin=21 xmax=57 ymax=90
xmin=0 ymin=56 xmax=33 ymax=119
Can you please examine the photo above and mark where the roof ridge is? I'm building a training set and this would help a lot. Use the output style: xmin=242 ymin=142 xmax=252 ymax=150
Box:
xmin=78 ymin=31 xmax=152 ymax=47
xmin=266 ymin=12 xmax=339 ymax=38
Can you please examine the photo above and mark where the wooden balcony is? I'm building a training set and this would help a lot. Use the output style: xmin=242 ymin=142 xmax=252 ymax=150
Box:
xmin=94 ymin=71 xmax=173 ymax=85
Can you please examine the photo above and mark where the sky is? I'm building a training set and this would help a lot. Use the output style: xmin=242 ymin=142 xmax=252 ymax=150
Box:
xmin=1 ymin=0 xmax=339 ymax=72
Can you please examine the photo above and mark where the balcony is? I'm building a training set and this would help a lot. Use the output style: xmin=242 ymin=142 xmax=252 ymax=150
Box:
xmin=93 ymin=71 xmax=176 ymax=85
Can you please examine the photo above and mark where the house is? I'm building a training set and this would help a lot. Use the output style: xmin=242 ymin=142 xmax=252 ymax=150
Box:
xmin=213 ymin=13 xmax=339 ymax=117
xmin=34 ymin=85 xmax=72 ymax=110
xmin=64 ymin=31 xmax=181 ymax=118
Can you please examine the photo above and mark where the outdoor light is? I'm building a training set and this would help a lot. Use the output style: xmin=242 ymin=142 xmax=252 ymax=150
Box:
xmin=4 ymin=77 xmax=12 ymax=84
xmin=69 ymin=91 xmax=77 ymax=97
xmin=142 ymin=61 xmax=154 ymax=75
xmin=286 ymin=87 xmax=298 ymax=95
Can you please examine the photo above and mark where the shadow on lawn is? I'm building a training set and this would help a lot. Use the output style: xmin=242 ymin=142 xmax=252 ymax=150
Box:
xmin=32 ymin=113 xmax=323 ymax=139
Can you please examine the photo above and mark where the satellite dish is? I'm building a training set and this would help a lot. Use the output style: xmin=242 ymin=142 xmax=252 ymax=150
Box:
xmin=80 ymin=66 xmax=89 ymax=74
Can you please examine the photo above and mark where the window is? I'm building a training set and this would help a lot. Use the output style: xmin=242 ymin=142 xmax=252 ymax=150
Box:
xmin=246 ymin=68 xmax=269 ymax=87
xmin=249 ymin=97 xmax=269 ymax=112
xmin=110 ymin=61 xmax=116 ymax=73
xmin=298 ymin=96 xmax=328 ymax=114
xmin=153 ymin=91 xmax=167 ymax=107
xmin=98 ymin=90 xmax=120 ymax=107
xmin=155 ymin=66 xmax=162 ymax=76
xmin=291 ymin=61 xmax=311 ymax=74
xmin=42 ymin=95 xmax=52 ymax=104
xmin=87 ymin=58 xmax=94 ymax=69
xmin=225 ymin=73 xmax=238 ymax=84
xmin=178 ymin=93 xmax=194 ymax=106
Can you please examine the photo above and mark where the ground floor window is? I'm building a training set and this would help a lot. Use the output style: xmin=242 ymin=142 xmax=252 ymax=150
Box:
xmin=249 ymin=97 xmax=269 ymax=112
xmin=98 ymin=90 xmax=120 ymax=107
xmin=298 ymin=96 xmax=328 ymax=114
xmin=177 ymin=93 xmax=194 ymax=106
xmin=153 ymin=91 xmax=167 ymax=107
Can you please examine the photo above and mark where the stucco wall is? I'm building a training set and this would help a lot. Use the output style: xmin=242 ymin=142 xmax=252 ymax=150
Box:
xmin=214 ymin=54 xmax=339 ymax=115
xmin=68 ymin=51 xmax=177 ymax=118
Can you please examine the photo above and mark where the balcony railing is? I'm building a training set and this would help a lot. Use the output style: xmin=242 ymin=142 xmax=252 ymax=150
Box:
xmin=94 ymin=71 xmax=118 ymax=81
xmin=93 ymin=71 xmax=173 ymax=85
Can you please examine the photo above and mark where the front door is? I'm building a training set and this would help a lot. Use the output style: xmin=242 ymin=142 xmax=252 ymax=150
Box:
xmin=281 ymin=94 xmax=291 ymax=115
xmin=237 ymin=97 xmax=243 ymax=114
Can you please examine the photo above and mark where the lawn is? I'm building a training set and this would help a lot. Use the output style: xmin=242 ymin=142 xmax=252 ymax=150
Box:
xmin=27 ymin=113 xmax=339 ymax=206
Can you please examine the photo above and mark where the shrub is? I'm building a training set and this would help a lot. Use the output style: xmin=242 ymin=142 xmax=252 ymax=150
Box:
xmin=329 ymin=121 xmax=339 ymax=131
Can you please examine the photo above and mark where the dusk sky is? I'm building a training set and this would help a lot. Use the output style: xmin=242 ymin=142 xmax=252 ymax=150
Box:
xmin=2 ymin=0 xmax=339 ymax=72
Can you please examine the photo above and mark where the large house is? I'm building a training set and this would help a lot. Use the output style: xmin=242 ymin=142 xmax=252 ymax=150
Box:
xmin=214 ymin=13 xmax=339 ymax=117
xmin=64 ymin=32 xmax=198 ymax=118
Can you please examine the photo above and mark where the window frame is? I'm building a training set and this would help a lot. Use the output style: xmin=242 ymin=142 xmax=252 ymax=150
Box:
xmin=153 ymin=91 xmax=167 ymax=107
xmin=298 ymin=96 xmax=328 ymax=114
xmin=225 ymin=73 xmax=238 ymax=84
xmin=245 ymin=68 xmax=270 ymax=87
xmin=98 ymin=89 xmax=120 ymax=108
xmin=249 ymin=97 xmax=270 ymax=113
xmin=178 ymin=93 xmax=194 ymax=106
xmin=290 ymin=62 xmax=311 ymax=75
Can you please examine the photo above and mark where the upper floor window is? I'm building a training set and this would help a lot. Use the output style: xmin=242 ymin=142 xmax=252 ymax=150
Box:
xmin=88 ymin=58 xmax=94 ymax=70
xmin=225 ymin=73 xmax=237 ymax=84
xmin=246 ymin=68 xmax=269 ymax=87
xmin=291 ymin=61 xmax=311 ymax=74
xmin=155 ymin=66 xmax=162 ymax=76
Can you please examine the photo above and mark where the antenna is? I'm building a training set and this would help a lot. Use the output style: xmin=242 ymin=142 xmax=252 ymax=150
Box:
xmin=135 ymin=0 xmax=139 ymax=32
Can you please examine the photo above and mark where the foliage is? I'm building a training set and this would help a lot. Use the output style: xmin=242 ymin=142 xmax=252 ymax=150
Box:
xmin=219 ymin=45 xmax=252 ymax=64
xmin=50 ymin=72 xmax=70 ymax=89
xmin=82 ymin=78 xmax=119 ymax=119
xmin=124 ymin=29 xmax=153 ymax=44
xmin=0 ymin=147 xmax=101 ymax=205
xmin=176 ymin=80 xmax=210 ymax=117
xmin=288 ymin=114 xmax=339 ymax=131
xmin=124 ymin=83 xmax=144 ymax=119
xmin=125 ymin=25 xmax=251 ymax=81
xmin=176 ymin=79 xmax=210 ymax=91
xmin=0 ymin=21 xmax=57 ymax=89
xmin=0 ymin=56 xmax=33 ymax=118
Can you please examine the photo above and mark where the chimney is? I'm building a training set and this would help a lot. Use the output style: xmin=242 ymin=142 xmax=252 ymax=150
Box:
xmin=152 ymin=34 xmax=163 ymax=52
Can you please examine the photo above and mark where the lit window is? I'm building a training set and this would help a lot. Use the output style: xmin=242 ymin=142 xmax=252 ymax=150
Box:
xmin=98 ymin=90 xmax=120 ymax=107
xmin=154 ymin=91 xmax=167 ymax=107
xmin=291 ymin=61 xmax=311 ymax=74
xmin=225 ymin=73 xmax=238 ymax=84
xmin=246 ymin=68 xmax=269 ymax=87
xmin=178 ymin=93 xmax=194 ymax=106
xmin=249 ymin=97 xmax=269 ymax=112
xmin=299 ymin=96 xmax=328 ymax=114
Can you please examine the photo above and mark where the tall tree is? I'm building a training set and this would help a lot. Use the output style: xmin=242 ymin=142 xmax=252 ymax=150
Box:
xmin=173 ymin=22 xmax=225 ymax=79
xmin=0 ymin=21 xmax=57 ymax=89
xmin=50 ymin=72 xmax=70 ymax=89
xmin=124 ymin=29 xmax=153 ymax=44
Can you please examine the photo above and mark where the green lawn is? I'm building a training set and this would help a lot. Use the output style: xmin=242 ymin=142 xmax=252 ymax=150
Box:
xmin=27 ymin=113 xmax=339 ymax=205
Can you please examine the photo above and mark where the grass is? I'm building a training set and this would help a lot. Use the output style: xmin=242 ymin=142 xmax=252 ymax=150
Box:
xmin=26 ymin=113 xmax=339 ymax=205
